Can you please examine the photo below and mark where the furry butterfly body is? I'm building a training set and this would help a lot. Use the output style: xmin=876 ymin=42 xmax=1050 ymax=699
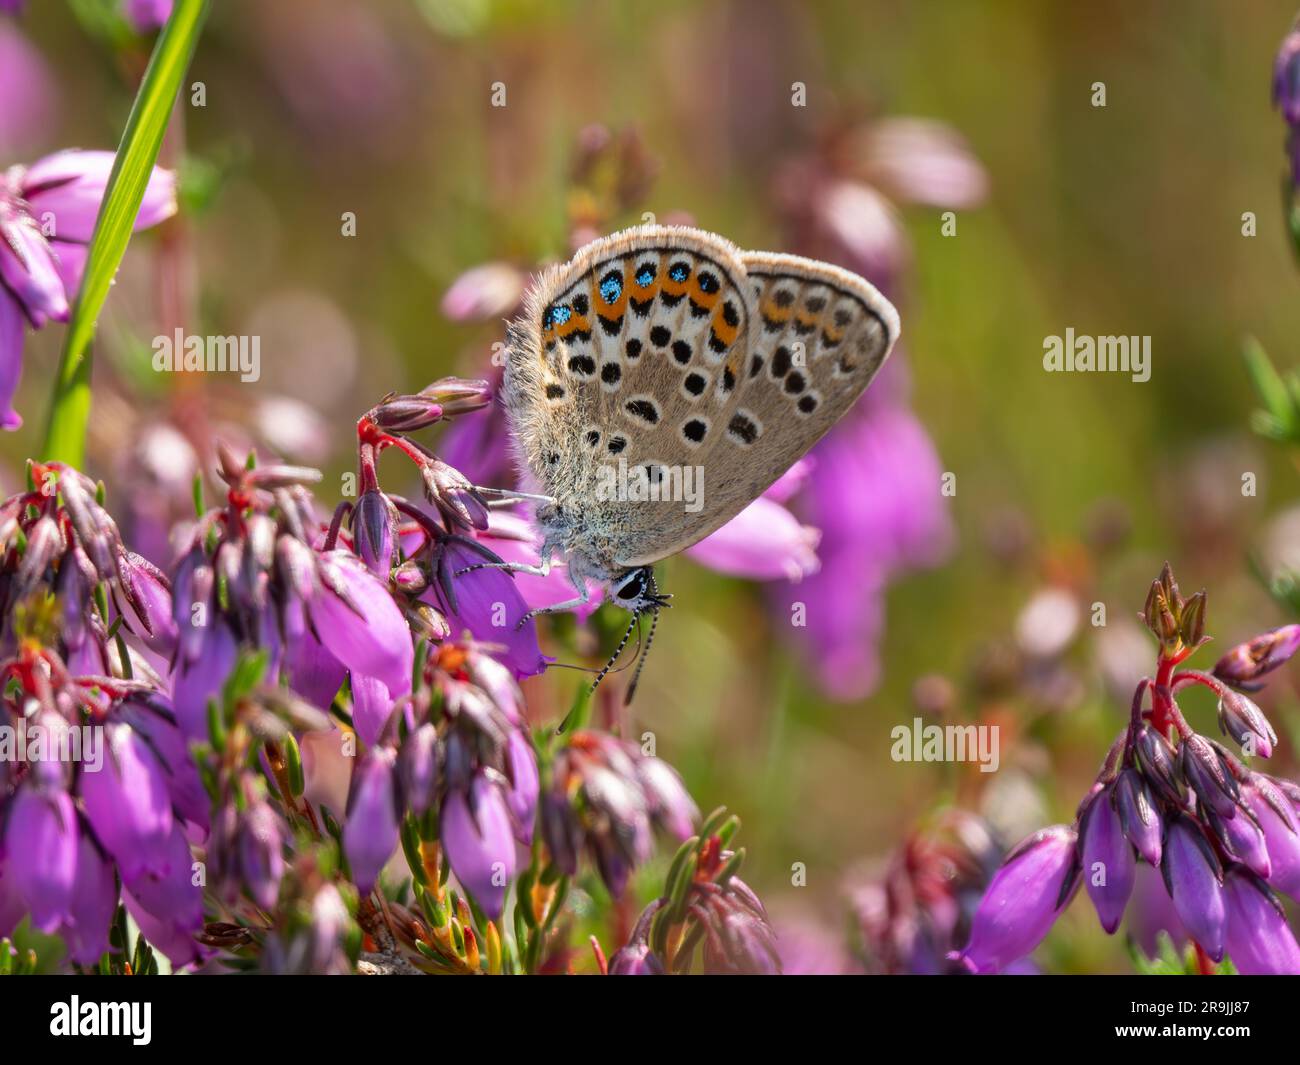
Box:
xmin=495 ymin=225 xmax=899 ymax=693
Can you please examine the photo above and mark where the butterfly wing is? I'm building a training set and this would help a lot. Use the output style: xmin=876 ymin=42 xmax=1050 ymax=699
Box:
xmin=612 ymin=251 xmax=899 ymax=566
xmin=503 ymin=225 xmax=754 ymax=564
xmin=501 ymin=230 xmax=898 ymax=570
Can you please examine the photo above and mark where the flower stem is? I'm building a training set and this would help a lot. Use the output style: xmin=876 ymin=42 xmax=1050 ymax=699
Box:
xmin=41 ymin=0 xmax=209 ymax=466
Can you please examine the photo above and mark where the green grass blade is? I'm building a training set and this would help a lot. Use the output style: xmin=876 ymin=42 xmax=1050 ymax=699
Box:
xmin=41 ymin=0 xmax=210 ymax=467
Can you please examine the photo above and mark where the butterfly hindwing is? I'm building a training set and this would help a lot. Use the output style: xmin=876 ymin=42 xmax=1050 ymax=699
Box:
xmin=612 ymin=252 xmax=898 ymax=565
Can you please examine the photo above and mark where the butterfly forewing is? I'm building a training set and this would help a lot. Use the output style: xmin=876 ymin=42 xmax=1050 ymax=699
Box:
xmin=505 ymin=227 xmax=753 ymax=546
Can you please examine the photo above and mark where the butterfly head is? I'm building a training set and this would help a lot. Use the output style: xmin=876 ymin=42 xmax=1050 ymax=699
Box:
xmin=611 ymin=566 xmax=672 ymax=615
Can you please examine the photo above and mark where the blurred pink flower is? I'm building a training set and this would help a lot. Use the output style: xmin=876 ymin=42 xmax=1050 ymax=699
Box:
xmin=687 ymin=494 xmax=820 ymax=582
xmin=124 ymin=0 xmax=172 ymax=33
xmin=771 ymin=396 xmax=954 ymax=701
xmin=0 ymin=150 xmax=175 ymax=428
xmin=442 ymin=262 xmax=527 ymax=323
xmin=0 ymin=22 xmax=57 ymax=158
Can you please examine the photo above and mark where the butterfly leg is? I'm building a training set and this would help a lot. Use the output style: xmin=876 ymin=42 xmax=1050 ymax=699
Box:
xmin=454 ymin=559 xmax=552 ymax=578
xmin=515 ymin=582 xmax=591 ymax=630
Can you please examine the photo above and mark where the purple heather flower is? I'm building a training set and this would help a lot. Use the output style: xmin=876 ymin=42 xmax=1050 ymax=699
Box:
xmin=854 ymin=119 xmax=990 ymax=210
xmin=0 ymin=853 xmax=26 ymax=938
xmin=686 ymin=494 xmax=820 ymax=581
xmin=397 ymin=722 xmax=439 ymax=815
xmin=342 ymin=748 xmax=400 ymax=894
xmin=504 ymin=728 xmax=538 ymax=845
xmin=542 ymin=731 xmax=696 ymax=897
xmin=1243 ymin=780 xmax=1300 ymax=901
xmin=425 ymin=537 xmax=548 ymax=678
xmin=310 ymin=549 xmax=413 ymax=745
xmin=4 ymin=784 xmax=77 ymax=933
xmin=0 ymin=22 xmax=57 ymax=158
xmin=1274 ymin=28 xmax=1300 ymax=126
xmin=171 ymin=618 xmax=238 ymax=742
xmin=349 ymin=672 xmax=395 ymax=748
xmin=437 ymin=386 xmax=514 ymax=489
xmin=123 ymin=0 xmax=171 ymax=33
xmin=1178 ymin=734 xmax=1239 ymax=819
xmin=312 ymin=550 xmax=413 ymax=695
xmin=1114 ymin=768 xmax=1162 ymax=866
xmin=1210 ymin=804 xmax=1270 ymax=880
xmin=689 ymin=874 xmax=780 ymax=975
xmin=1222 ymin=869 xmax=1300 ymax=975
xmin=351 ymin=489 xmax=395 ymax=576
xmin=116 ymin=551 xmax=178 ymax=658
xmin=120 ymin=896 xmax=197 ymax=967
xmin=607 ymin=939 xmax=664 ymax=975
xmin=1161 ymin=818 xmax=1226 ymax=962
xmin=285 ymin=625 xmax=348 ymax=714
xmin=64 ymin=831 xmax=117 ymax=966
xmin=441 ymin=262 xmax=526 ymax=323
xmin=117 ymin=694 xmax=208 ymax=830
xmin=121 ymin=819 xmax=200 ymax=927
xmin=0 ymin=152 xmax=174 ymax=426
xmin=80 ymin=721 xmax=175 ymax=880
xmin=238 ymin=799 xmax=286 ymax=910
xmin=1214 ymin=625 xmax=1300 ymax=688
xmin=440 ymin=773 xmax=517 ymax=920
xmin=771 ymin=400 xmax=952 ymax=700
xmin=951 ymin=825 xmax=1078 ymax=974
xmin=1215 ymin=688 xmax=1277 ymax=758
xmin=1081 ymin=786 xmax=1135 ymax=934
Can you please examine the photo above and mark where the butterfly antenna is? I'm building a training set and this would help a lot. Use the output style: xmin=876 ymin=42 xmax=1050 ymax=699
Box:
xmin=588 ymin=609 xmax=641 ymax=698
xmin=624 ymin=606 xmax=659 ymax=706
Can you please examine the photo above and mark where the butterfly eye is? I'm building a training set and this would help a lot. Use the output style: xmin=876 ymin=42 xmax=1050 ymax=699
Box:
xmin=615 ymin=572 xmax=645 ymax=601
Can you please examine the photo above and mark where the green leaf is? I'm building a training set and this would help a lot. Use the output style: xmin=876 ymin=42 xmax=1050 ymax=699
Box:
xmin=221 ymin=648 xmax=269 ymax=714
xmin=41 ymin=0 xmax=210 ymax=467
xmin=1243 ymin=335 xmax=1295 ymax=437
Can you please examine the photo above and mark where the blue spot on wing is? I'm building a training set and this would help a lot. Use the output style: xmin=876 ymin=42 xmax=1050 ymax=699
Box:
xmin=599 ymin=273 xmax=622 ymax=303
xmin=547 ymin=304 xmax=572 ymax=327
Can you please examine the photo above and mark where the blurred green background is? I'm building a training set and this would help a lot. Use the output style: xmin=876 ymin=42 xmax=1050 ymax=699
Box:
xmin=8 ymin=0 xmax=1300 ymax=973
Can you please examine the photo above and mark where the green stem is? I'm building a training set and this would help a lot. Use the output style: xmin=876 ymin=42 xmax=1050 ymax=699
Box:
xmin=41 ymin=0 xmax=210 ymax=466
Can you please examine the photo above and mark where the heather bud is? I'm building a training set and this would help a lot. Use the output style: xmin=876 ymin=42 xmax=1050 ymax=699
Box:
xmin=1213 ymin=625 xmax=1300 ymax=688
xmin=1204 ymin=803 xmax=1270 ymax=879
xmin=1216 ymin=687 xmax=1277 ymax=759
xmin=1178 ymin=734 xmax=1239 ymax=819
xmin=369 ymin=396 xmax=446 ymax=433
xmin=421 ymin=459 xmax=489 ymax=531
xmin=1114 ymin=768 xmax=1162 ymax=866
xmin=1162 ymin=817 xmax=1226 ymax=962
xmin=352 ymin=489 xmax=396 ymax=577
xmin=950 ymin=825 xmax=1079 ymax=974
xmin=1080 ymin=785 xmax=1135 ymax=934
xmin=1222 ymin=870 xmax=1300 ymax=974
xmin=607 ymin=940 xmax=664 ymax=975
xmin=1179 ymin=590 xmax=1207 ymax=648
xmin=417 ymin=377 xmax=493 ymax=417
xmin=1134 ymin=726 xmax=1184 ymax=805
xmin=398 ymin=723 xmax=440 ymax=815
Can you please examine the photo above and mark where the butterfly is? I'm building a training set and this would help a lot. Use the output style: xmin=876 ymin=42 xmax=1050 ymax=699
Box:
xmin=478 ymin=225 xmax=899 ymax=699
